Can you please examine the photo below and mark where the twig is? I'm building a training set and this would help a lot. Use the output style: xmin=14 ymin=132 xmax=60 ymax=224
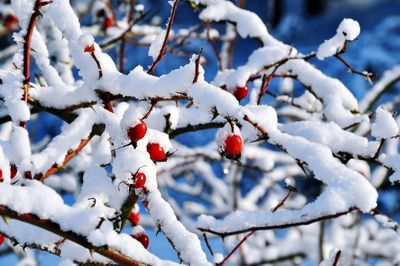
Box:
xmin=198 ymin=207 xmax=356 ymax=237
xmin=35 ymin=124 xmax=105 ymax=181
xmin=333 ymin=250 xmax=341 ymax=266
xmin=271 ymin=186 xmax=296 ymax=212
xmin=21 ymin=0 xmax=52 ymax=128
xmin=216 ymin=231 xmax=255 ymax=266
xmin=257 ymin=73 xmax=273 ymax=105
xmin=243 ymin=115 xmax=269 ymax=140
xmin=373 ymin=139 xmax=385 ymax=159
xmin=335 ymin=54 xmax=374 ymax=82
xmin=205 ymin=22 xmax=222 ymax=70
xmin=90 ymin=52 xmax=103 ymax=79
xmin=142 ymin=99 xmax=158 ymax=120
xmin=203 ymin=233 xmax=214 ymax=256
xmin=119 ymin=0 xmax=135 ymax=73
xmin=147 ymin=0 xmax=180 ymax=74
xmin=319 ymin=221 xmax=325 ymax=262
xmin=193 ymin=48 xmax=203 ymax=83
xmin=218 ymin=185 xmax=297 ymax=265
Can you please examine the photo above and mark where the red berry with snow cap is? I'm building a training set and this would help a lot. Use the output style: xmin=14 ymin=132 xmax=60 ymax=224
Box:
xmin=132 ymin=172 xmax=146 ymax=189
xmin=147 ymin=143 xmax=166 ymax=161
xmin=132 ymin=232 xmax=149 ymax=249
xmin=0 ymin=234 xmax=4 ymax=246
xmin=233 ymin=85 xmax=248 ymax=101
xmin=224 ymin=134 xmax=243 ymax=159
xmin=128 ymin=120 xmax=147 ymax=144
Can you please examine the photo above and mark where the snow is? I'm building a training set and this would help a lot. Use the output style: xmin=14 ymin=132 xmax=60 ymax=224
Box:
xmin=371 ymin=106 xmax=399 ymax=139
xmin=0 ymin=0 xmax=396 ymax=265
xmin=32 ymin=109 xmax=96 ymax=174
xmin=359 ymin=65 xmax=400 ymax=112
xmin=192 ymin=0 xmax=281 ymax=46
xmin=280 ymin=121 xmax=378 ymax=156
xmin=317 ymin=18 xmax=361 ymax=60
xmin=148 ymin=30 xmax=166 ymax=60
xmin=319 ymin=248 xmax=340 ymax=266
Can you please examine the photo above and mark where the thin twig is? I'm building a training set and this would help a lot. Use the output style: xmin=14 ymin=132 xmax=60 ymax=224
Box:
xmin=147 ymin=0 xmax=180 ymax=74
xmin=203 ymin=233 xmax=214 ymax=256
xmin=119 ymin=0 xmax=135 ymax=73
xmin=90 ymin=52 xmax=103 ymax=79
xmin=205 ymin=22 xmax=222 ymax=70
xmin=216 ymin=231 xmax=255 ymax=266
xmin=35 ymin=124 xmax=105 ymax=181
xmin=333 ymin=250 xmax=341 ymax=266
xmin=335 ymin=54 xmax=374 ymax=82
xmin=271 ymin=186 xmax=296 ymax=212
xmin=198 ymin=208 xmax=356 ymax=237
xmin=193 ymin=48 xmax=203 ymax=83
xmin=218 ymin=185 xmax=297 ymax=265
xmin=21 ymin=0 xmax=52 ymax=128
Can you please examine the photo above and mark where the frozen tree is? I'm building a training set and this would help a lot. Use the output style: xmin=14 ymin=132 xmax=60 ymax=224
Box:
xmin=0 ymin=0 xmax=399 ymax=265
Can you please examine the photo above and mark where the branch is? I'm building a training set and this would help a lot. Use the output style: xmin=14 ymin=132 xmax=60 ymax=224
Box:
xmin=0 ymin=206 xmax=146 ymax=266
xmin=147 ymin=0 xmax=180 ymax=74
xmin=35 ymin=124 xmax=105 ymax=181
xmin=21 ymin=0 xmax=52 ymax=128
xmin=198 ymin=207 xmax=356 ymax=237
xmin=216 ymin=186 xmax=297 ymax=265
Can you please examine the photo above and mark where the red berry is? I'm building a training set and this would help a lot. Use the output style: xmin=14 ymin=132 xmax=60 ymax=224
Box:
xmin=132 ymin=232 xmax=149 ymax=249
xmin=4 ymin=14 xmax=18 ymax=31
xmin=0 ymin=169 xmax=2 ymax=181
xmin=368 ymin=112 xmax=375 ymax=121
xmin=233 ymin=86 xmax=248 ymax=101
xmin=127 ymin=121 xmax=147 ymax=144
xmin=132 ymin=172 xmax=146 ymax=189
xmin=224 ymin=135 xmax=243 ymax=159
xmin=103 ymin=16 xmax=114 ymax=29
xmin=103 ymin=101 xmax=114 ymax=113
xmin=147 ymin=143 xmax=166 ymax=161
xmin=83 ymin=44 xmax=95 ymax=53
xmin=128 ymin=212 xmax=140 ymax=225
xmin=0 ymin=234 xmax=4 ymax=246
xmin=10 ymin=165 xmax=17 ymax=179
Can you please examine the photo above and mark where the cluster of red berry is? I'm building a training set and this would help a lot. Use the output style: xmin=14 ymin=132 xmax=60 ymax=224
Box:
xmin=124 ymin=119 xmax=169 ymax=249
xmin=127 ymin=211 xmax=148 ymax=248
xmin=128 ymin=120 xmax=167 ymax=162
